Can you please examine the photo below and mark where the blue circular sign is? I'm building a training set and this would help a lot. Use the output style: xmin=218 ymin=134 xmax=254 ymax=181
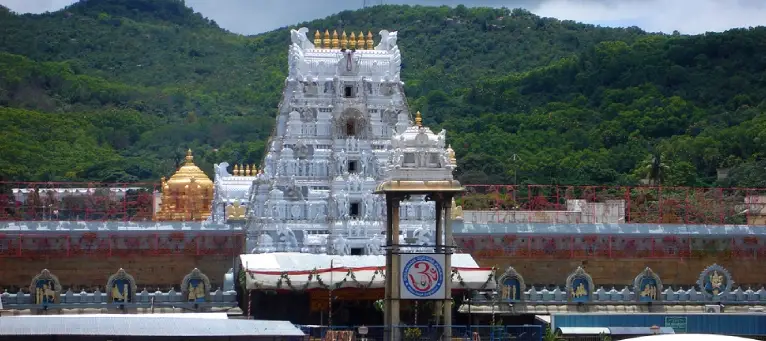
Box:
xmin=402 ymin=255 xmax=444 ymax=298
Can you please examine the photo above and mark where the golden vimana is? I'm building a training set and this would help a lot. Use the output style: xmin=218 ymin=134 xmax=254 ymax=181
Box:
xmin=313 ymin=30 xmax=376 ymax=50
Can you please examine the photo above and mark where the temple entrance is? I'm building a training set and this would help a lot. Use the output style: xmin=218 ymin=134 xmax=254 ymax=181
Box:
xmin=336 ymin=108 xmax=367 ymax=139
xmin=249 ymin=288 xmax=384 ymax=325
xmin=346 ymin=119 xmax=356 ymax=136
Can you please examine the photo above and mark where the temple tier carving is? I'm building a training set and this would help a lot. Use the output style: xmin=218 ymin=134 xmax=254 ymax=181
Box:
xmin=211 ymin=27 xmax=447 ymax=255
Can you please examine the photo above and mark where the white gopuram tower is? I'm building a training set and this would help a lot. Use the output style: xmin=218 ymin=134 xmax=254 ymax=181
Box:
xmin=235 ymin=28 xmax=442 ymax=255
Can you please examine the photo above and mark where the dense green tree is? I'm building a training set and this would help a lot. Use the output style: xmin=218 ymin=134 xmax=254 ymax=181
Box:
xmin=0 ymin=0 xmax=764 ymax=188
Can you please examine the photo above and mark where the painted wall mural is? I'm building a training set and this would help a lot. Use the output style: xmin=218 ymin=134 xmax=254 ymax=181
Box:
xmin=30 ymin=269 xmax=62 ymax=306
xmin=497 ymin=266 xmax=525 ymax=302
xmin=106 ymin=268 xmax=137 ymax=303
xmin=566 ymin=266 xmax=594 ymax=303
xmin=634 ymin=267 xmax=662 ymax=302
xmin=182 ymin=268 xmax=211 ymax=303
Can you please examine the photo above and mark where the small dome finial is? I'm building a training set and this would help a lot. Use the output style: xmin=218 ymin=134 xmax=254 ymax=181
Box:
xmin=314 ymin=30 xmax=321 ymax=47
xmin=447 ymin=144 xmax=456 ymax=164
xmin=331 ymin=30 xmax=339 ymax=49
xmin=415 ymin=111 xmax=422 ymax=127
xmin=185 ymin=149 xmax=194 ymax=164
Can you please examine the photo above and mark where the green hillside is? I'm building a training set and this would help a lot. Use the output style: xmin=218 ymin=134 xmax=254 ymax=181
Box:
xmin=0 ymin=0 xmax=764 ymax=187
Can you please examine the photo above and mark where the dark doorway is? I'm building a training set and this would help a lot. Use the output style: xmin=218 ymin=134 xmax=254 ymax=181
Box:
xmin=346 ymin=119 xmax=356 ymax=136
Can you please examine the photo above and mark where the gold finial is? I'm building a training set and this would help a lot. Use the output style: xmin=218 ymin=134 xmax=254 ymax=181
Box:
xmin=247 ymin=164 xmax=253 ymax=176
xmin=349 ymin=32 xmax=356 ymax=49
xmin=233 ymin=164 xmax=240 ymax=176
xmin=323 ymin=30 xmax=330 ymax=48
xmin=331 ymin=30 xmax=339 ymax=49
xmin=366 ymin=31 xmax=374 ymax=50
xmin=415 ymin=111 xmax=422 ymax=127
xmin=314 ymin=30 xmax=321 ymax=47
xmin=447 ymin=144 xmax=456 ymax=164
xmin=252 ymin=164 xmax=258 ymax=174
xmin=185 ymin=149 xmax=194 ymax=164
xmin=341 ymin=31 xmax=348 ymax=49
xmin=357 ymin=31 xmax=365 ymax=49
xmin=243 ymin=164 xmax=249 ymax=176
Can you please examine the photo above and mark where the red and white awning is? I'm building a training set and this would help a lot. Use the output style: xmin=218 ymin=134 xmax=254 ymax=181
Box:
xmin=240 ymin=253 xmax=496 ymax=291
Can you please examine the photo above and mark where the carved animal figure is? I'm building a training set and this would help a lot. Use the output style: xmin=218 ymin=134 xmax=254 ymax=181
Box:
xmin=290 ymin=27 xmax=315 ymax=49
xmin=375 ymin=30 xmax=398 ymax=51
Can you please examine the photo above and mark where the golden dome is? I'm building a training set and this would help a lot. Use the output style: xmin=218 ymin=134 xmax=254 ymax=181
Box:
xmin=165 ymin=149 xmax=213 ymax=190
xmin=154 ymin=149 xmax=213 ymax=221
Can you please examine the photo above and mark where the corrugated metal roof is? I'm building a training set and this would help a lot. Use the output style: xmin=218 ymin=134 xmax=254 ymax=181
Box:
xmin=551 ymin=313 xmax=766 ymax=336
xmin=240 ymin=252 xmax=482 ymax=271
xmin=0 ymin=316 xmax=304 ymax=337
xmin=609 ymin=327 xmax=675 ymax=335
xmin=455 ymin=222 xmax=766 ymax=236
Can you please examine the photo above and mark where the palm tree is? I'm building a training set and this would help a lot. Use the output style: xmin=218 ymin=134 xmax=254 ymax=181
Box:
xmin=638 ymin=151 xmax=669 ymax=185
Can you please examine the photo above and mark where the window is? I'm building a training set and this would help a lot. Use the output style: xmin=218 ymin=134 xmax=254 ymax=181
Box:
xmin=404 ymin=153 xmax=415 ymax=165
xmin=348 ymin=160 xmax=358 ymax=173
xmin=351 ymin=248 xmax=363 ymax=256
xmin=346 ymin=119 xmax=356 ymax=136
xmin=349 ymin=202 xmax=360 ymax=217
xmin=344 ymin=85 xmax=353 ymax=98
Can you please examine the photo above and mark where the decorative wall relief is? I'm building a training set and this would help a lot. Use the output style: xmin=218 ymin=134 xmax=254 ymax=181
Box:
xmin=30 ymin=269 xmax=62 ymax=306
xmin=697 ymin=263 xmax=733 ymax=299
xmin=498 ymin=266 xmax=525 ymax=302
xmin=182 ymin=268 xmax=211 ymax=303
xmin=566 ymin=266 xmax=594 ymax=303
xmin=106 ymin=268 xmax=137 ymax=303
xmin=634 ymin=267 xmax=662 ymax=302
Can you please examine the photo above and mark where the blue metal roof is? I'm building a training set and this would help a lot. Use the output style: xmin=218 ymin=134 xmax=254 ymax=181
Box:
xmin=0 ymin=316 xmax=305 ymax=337
xmin=551 ymin=313 xmax=766 ymax=336
xmin=455 ymin=222 xmax=766 ymax=237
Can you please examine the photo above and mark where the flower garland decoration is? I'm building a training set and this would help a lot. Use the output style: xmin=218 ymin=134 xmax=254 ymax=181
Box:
xmin=273 ymin=267 xmax=384 ymax=291
xmin=451 ymin=267 xmax=496 ymax=290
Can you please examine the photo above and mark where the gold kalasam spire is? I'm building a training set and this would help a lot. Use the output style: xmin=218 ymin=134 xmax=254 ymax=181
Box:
xmin=331 ymin=30 xmax=339 ymax=49
xmin=349 ymin=32 xmax=357 ymax=49
xmin=366 ymin=31 xmax=374 ymax=50
xmin=247 ymin=164 xmax=253 ymax=176
xmin=252 ymin=164 xmax=258 ymax=174
xmin=357 ymin=31 xmax=365 ymax=49
xmin=415 ymin=111 xmax=422 ymax=127
xmin=323 ymin=30 xmax=330 ymax=48
xmin=233 ymin=164 xmax=240 ymax=176
xmin=314 ymin=30 xmax=321 ymax=47
xmin=244 ymin=164 xmax=250 ymax=176
xmin=340 ymin=31 xmax=348 ymax=49
xmin=447 ymin=144 xmax=457 ymax=164
xmin=185 ymin=148 xmax=194 ymax=164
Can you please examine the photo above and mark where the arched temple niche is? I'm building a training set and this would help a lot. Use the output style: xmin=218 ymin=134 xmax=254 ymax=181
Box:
xmin=335 ymin=108 xmax=369 ymax=139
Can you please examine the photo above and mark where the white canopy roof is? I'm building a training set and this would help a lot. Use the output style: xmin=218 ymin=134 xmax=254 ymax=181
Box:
xmin=240 ymin=252 xmax=496 ymax=291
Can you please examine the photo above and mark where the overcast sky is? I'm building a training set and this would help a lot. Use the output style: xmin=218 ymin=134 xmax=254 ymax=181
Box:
xmin=2 ymin=0 xmax=765 ymax=35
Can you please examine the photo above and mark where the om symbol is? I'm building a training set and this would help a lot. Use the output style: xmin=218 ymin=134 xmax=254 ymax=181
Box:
xmin=402 ymin=255 xmax=444 ymax=298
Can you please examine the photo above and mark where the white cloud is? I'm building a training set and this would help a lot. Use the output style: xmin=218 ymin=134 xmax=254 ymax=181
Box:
xmin=1 ymin=0 xmax=765 ymax=35
xmin=531 ymin=0 xmax=766 ymax=34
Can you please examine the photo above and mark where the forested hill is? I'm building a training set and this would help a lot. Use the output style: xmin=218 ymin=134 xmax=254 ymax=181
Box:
xmin=0 ymin=0 xmax=764 ymax=188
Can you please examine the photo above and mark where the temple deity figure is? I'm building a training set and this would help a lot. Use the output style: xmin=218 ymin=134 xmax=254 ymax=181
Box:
xmin=363 ymin=193 xmax=375 ymax=219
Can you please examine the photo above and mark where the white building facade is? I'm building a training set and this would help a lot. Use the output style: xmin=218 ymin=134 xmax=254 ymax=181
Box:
xmin=211 ymin=28 xmax=444 ymax=255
